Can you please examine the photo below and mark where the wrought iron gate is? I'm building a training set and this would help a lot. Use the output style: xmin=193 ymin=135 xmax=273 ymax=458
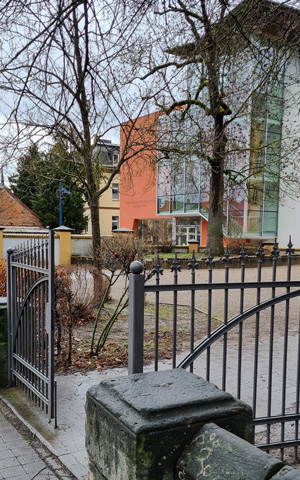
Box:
xmin=7 ymin=231 xmax=56 ymax=424
xmin=128 ymin=238 xmax=300 ymax=460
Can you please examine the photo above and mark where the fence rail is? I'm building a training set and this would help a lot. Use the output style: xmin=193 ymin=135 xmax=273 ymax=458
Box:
xmin=128 ymin=238 xmax=300 ymax=460
xmin=7 ymin=231 xmax=56 ymax=424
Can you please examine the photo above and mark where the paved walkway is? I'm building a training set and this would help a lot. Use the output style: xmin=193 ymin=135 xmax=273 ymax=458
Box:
xmin=1 ymin=263 xmax=300 ymax=479
xmin=0 ymin=369 xmax=128 ymax=480
xmin=0 ymin=400 xmax=75 ymax=479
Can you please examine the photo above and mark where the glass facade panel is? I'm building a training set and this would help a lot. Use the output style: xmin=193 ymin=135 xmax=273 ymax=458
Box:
xmin=247 ymin=79 xmax=283 ymax=237
xmin=157 ymin=154 xmax=203 ymax=214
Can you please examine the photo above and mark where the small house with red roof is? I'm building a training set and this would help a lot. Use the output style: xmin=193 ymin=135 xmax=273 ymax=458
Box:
xmin=0 ymin=184 xmax=43 ymax=229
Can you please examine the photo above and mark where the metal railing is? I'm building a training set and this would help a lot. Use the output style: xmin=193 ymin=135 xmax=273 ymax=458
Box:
xmin=7 ymin=231 xmax=56 ymax=424
xmin=128 ymin=237 xmax=300 ymax=459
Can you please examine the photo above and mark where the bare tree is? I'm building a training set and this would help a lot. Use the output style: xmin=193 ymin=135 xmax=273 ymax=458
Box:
xmin=125 ymin=0 xmax=300 ymax=254
xmin=0 ymin=0 xmax=152 ymax=268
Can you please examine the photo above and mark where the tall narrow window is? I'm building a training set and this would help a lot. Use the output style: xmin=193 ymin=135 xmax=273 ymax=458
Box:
xmin=112 ymin=216 xmax=119 ymax=230
xmin=247 ymin=85 xmax=283 ymax=237
xmin=112 ymin=183 xmax=119 ymax=201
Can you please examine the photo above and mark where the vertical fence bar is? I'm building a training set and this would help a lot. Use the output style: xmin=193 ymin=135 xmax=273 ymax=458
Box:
xmin=205 ymin=249 xmax=214 ymax=382
xmin=171 ymin=254 xmax=181 ymax=369
xmin=253 ymin=242 xmax=264 ymax=419
xmin=6 ymin=248 xmax=13 ymax=387
xmin=222 ymin=246 xmax=231 ymax=391
xmin=48 ymin=230 xmax=55 ymax=422
xmin=128 ymin=261 xmax=145 ymax=375
xmin=283 ymin=237 xmax=294 ymax=457
xmin=295 ymin=308 xmax=300 ymax=460
xmin=188 ymin=252 xmax=198 ymax=373
xmin=237 ymin=245 xmax=247 ymax=399
xmin=152 ymin=256 xmax=163 ymax=371
xmin=267 ymin=240 xmax=279 ymax=449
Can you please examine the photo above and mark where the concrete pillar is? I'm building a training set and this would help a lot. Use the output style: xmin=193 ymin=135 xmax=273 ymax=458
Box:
xmin=188 ymin=241 xmax=199 ymax=254
xmin=54 ymin=226 xmax=72 ymax=265
xmin=85 ymin=369 xmax=253 ymax=480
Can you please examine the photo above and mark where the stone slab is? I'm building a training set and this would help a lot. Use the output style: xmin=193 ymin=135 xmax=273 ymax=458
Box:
xmin=176 ymin=422 xmax=284 ymax=480
xmin=86 ymin=369 xmax=253 ymax=480
xmin=86 ymin=369 xmax=252 ymax=434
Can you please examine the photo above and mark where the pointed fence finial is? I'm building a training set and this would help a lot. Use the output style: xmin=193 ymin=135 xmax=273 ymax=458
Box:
xmin=239 ymin=243 xmax=248 ymax=266
xmin=286 ymin=236 xmax=295 ymax=256
xmin=188 ymin=251 xmax=199 ymax=272
xmin=222 ymin=245 xmax=232 ymax=267
xmin=256 ymin=241 xmax=265 ymax=263
xmin=205 ymin=248 xmax=215 ymax=269
xmin=271 ymin=238 xmax=280 ymax=261
xmin=171 ymin=252 xmax=181 ymax=272
xmin=152 ymin=254 xmax=163 ymax=278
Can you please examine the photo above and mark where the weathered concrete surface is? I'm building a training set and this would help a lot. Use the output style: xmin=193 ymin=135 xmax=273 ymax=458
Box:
xmin=176 ymin=422 xmax=284 ymax=480
xmin=85 ymin=369 xmax=253 ymax=480
xmin=272 ymin=466 xmax=300 ymax=478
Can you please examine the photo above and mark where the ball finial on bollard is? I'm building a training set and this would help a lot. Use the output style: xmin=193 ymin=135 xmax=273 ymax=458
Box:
xmin=130 ymin=261 xmax=144 ymax=274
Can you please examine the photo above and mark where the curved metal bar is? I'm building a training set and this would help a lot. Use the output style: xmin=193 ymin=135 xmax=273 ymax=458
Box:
xmin=177 ymin=288 xmax=300 ymax=370
xmin=13 ymin=275 xmax=49 ymax=346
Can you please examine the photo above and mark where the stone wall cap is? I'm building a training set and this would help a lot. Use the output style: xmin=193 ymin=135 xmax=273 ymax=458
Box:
xmin=53 ymin=225 xmax=73 ymax=232
xmin=87 ymin=369 xmax=252 ymax=434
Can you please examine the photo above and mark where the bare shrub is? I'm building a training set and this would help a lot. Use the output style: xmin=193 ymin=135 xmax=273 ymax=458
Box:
xmin=137 ymin=219 xmax=174 ymax=253
xmin=0 ymin=259 xmax=6 ymax=296
xmin=90 ymin=236 xmax=150 ymax=355
xmin=55 ymin=265 xmax=107 ymax=365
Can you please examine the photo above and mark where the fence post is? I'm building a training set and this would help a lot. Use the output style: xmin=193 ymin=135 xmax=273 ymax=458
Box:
xmin=54 ymin=226 xmax=72 ymax=265
xmin=6 ymin=248 xmax=13 ymax=387
xmin=128 ymin=261 xmax=145 ymax=375
xmin=0 ymin=227 xmax=4 ymax=259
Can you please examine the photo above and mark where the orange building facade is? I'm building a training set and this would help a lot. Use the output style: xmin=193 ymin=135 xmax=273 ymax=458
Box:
xmin=120 ymin=112 xmax=209 ymax=246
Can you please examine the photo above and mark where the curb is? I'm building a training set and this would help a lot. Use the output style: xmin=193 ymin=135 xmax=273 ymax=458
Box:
xmin=0 ymin=397 xmax=77 ymax=480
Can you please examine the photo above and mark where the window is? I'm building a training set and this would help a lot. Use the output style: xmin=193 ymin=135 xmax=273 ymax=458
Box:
xmin=247 ymin=87 xmax=283 ymax=237
xmin=112 ymin=216 xmax=119 ymax=230
xmin=112 ymin=183 xmax=119 ymax=201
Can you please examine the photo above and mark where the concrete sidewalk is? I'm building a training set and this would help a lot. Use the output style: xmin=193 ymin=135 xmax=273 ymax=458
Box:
xmin=2 ymin=263 xmax=300 ymax=479
xmin=1 ymin=350 xmax=300 ymax=479
xmin=0 ymin=399 xmax=76 ymax=479
xmin=0 ymin=368 xmax=129 ymax=480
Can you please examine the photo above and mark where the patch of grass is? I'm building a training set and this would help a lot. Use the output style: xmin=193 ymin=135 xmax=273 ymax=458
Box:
xmin=145 ymin=302 xmax=173 ymax=317
xmin=146 ymin=253 xmax=201 ymax=259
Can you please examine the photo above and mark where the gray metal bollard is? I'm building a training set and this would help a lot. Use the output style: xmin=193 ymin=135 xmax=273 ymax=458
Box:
xmin=128 ymin=261 xmax=145 ymax=375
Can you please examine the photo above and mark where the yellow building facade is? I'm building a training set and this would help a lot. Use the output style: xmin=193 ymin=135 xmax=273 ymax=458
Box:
xmin=85 ymin=174 xmax=120 ymax=236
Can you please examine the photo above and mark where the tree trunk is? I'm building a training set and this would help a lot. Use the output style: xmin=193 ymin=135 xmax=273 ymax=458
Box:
xmin=88 ymin=194 xmax=101 ymax=270
xmin=206 ymin=115 xmax=226 ymax=256
xmin=207 ymin=161 xmax=224 ymax=256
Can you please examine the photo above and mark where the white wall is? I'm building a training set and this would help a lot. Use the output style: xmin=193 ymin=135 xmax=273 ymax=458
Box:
xmin=71 ymin=236 xmax=92 ymax=257
xmin=3 ymin=234 xmax=60 ymax=266
xmin=278 ymin=58 xmax=300 ymax=249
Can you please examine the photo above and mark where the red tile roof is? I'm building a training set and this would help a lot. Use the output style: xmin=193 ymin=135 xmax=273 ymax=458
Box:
xmin=0 ymin=185 xmax=43 ymax=227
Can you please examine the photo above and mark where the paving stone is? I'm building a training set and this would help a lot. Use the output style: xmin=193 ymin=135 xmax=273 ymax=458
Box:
xmin=0 ymin=405 xmax=76 ymax=480
xmin=0 ymin=465 xmax=27 ymax=478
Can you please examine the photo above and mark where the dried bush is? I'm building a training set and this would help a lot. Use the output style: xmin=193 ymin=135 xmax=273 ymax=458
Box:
xmin=54 ymin=265 xmax=107 ymax=365
xmin=224 ymin=237 xmax=262 ymax=256
xmin=137 ymin=219 xmax=174 ymax=253
xmin=0 ymin=259 xmax=6 ymax=296
xmin=54 ymin=267 xmax=73 ymax=361
xmin=98 ymin=236 xmax=149 ymax=274
xmin=90 ymin=236 xmax=150 ymax=355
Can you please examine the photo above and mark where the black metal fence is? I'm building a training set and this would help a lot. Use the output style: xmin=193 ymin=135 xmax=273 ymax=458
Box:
xmin=7 ymin=231 xmax=56 ymax=424
xmin=128 ymin=238 xmax=300 ymax=459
